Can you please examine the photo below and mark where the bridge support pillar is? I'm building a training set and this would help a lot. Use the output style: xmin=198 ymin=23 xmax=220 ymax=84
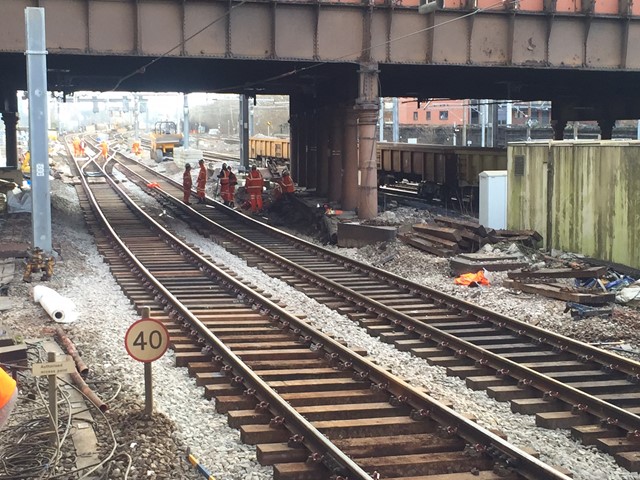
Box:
xmin=2 ymin=91 xmax=19 ymax=168
xmin=306 ymin=110 xmax=318 ymax=191
xmin=317 ymin=108 xmax=330 ymax=197
xmin=298 ymin=111 xmax=308 ymax=188
xmin=328 ymin=106 xmax=343 ymax=203
xmin=289 ymin=112 xmax=299 ymax=185
xmin=598 ymin=118 xmax=615 ymax=140
xmin=342 ymin=106 xmax=358 ymax=211
xmin=551 ymin=119 xmax=567 ymax=140
xmin=357 ymin=108 xmax=379 ymax=219
xmin=356 ymin=63 xmax=379 ymax=220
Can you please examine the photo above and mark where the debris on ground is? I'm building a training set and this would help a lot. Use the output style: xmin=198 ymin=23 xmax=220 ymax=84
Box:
xmin=399 ymin=215 xmax=542 ymax=258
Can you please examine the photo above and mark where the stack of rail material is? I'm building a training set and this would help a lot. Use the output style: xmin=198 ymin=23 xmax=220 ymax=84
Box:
xmin=398 ymin=215 xmax=542 ymax=258
xmin=504 ymin=265 xmax=616 ymax=304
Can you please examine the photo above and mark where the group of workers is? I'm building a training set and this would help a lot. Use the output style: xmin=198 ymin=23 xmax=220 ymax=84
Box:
xmin=182 ymin=159 xmax=208 ymax=205
xmin=181 ymin=161 xmax=294 ymax=213
xmin=217 ymin=163 xmax=239 ymax=207
xmin=71 ymin=137 xmax=86 ymax=157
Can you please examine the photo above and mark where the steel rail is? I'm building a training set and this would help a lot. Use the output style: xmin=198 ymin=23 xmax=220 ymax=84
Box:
xmin=80 ymin=144 xmax=573 ymax=480
xmin=119 ymin=154 xmax=640 ymax=377
xmin=110 ymin=153 xmax=640 ymax=437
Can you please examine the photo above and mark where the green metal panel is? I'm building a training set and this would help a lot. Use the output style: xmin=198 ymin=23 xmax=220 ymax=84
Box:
xmin=508 ymin=141 xmax=640 ymax=269
xmin=507 ymin=144 xmax=548 ymax=242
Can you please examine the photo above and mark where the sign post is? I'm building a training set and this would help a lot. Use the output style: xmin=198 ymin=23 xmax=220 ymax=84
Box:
xmin=32 ymin=352 xmax=75 ymax=444
xmin=125 ymin=306 xmax=169 ymax=416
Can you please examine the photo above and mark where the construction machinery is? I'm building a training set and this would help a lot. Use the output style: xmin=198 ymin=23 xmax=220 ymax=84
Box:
xmin=150 ymin=121 xmax=183 ymax=161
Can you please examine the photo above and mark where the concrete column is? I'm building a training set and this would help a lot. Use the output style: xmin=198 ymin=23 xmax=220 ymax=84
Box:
xmin=2 ymin=111 xmax=18 ymax=168
xmin=328 ymin=106 xmax=344 ymax=203
xmin=306 ymin=110 xmax=318 ymax=191
xmin=598 ymin=118 xmax=615 ymax=140
xmin=316 ymin=108 xmax=330 ymax=197
xmin=342 ymin=107 xmax=358 ymax=211
xmin=298 ymin=112 xmax=308 ymax=188
xmin=551 ymin=119 xmax=567 ymax=140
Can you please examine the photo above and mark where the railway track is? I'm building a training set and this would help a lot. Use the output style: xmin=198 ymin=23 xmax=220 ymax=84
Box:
xmin=71 ymin=144 xmax=570 ymax=479
xmin=138 ymin=137 xmax=240 ymax=163
xmin=96 ymin=147 xmax=640 ymax=474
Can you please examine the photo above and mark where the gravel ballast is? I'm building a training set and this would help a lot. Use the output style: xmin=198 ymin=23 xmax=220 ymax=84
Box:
xmin=1 ymin=157 xmax=639 ymax=480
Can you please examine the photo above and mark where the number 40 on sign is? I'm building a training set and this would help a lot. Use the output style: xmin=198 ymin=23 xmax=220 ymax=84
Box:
xmin=125 ymin=318 xmax=169 ymax=363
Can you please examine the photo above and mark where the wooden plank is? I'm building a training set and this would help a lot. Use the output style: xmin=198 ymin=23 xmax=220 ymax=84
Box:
xmin=507 ymin=266 xmax=607 ymax=280
xmin=412 ymin=224 xmax=462 ymax=242
xmin=450 ymin=258 xmax=528 ymax=275
xmin=411 ymin=232 xmax=459 ymax=251
xmin=433 ymin=215 xmax=487 ymax=236
xmin=494 ymin=229 xmax=543 ymax=241
xmin=399 ymin=234 xmax=453 ymax=257
xmin=503 ymin=280 xmax=615 ymax=304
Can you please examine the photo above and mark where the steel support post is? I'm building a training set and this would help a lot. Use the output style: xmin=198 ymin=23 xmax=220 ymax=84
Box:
xmin=183 ymin=94 xmax=190 ymax=149
xmin=289 ymin=112 xmax=299 ymax=183
xmin=357 ymin=110 xmax=379 ymax=219
xmin=298 ymin=112 xmax=308 ymax=188
xmin=378 ymin=98 xmax=384 ymax=142
xmin=342 ymin=106 xmax=358 ymax=211
xmin=133 ymin=95 xmax=140 ymax=140
xmin=306 ymin=110 xmax=318 ymax=191
xmin=598 ymin=118 xmax=614 ymax=140
xmin=551 ymin=118 xmax=567 ymax=140
xmin=239 ymin=94 xmax=249 ymax=169
xmin=316 ymin=108 xmax=330 ymax=197
xmin=25 ymin=7 xmax=52 ymax=253
xmin=356 ymin=63 xmax=379 ymax=220
xmin=328 ymin=106 xmax=344 ymax=203
xmin=2 ymin=110 xmax=18 ymax=168
xmin=392 ymin=97 xmax=399 ymax=143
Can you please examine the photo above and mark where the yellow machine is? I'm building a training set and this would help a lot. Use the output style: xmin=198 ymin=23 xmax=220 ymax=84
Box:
xmin=150 ymin=121 xmax=183 ymax=162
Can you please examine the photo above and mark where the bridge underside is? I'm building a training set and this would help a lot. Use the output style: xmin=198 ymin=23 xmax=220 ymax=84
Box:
xmin=1 ymin=52 xmax=640 ymax=118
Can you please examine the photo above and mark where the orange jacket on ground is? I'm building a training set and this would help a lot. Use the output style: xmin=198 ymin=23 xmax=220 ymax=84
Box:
xmin=454 ymin=270 xmax=490 ymax=286
xmin=0 ymin=368 xmax=16 ymax=410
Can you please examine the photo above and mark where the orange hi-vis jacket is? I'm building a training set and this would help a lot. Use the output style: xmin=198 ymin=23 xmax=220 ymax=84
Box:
xmin=0 ymin=368 xmax=16 ymax=409
xmin=245 ymin=169 xmax=264 ymax=193
xmin=281 ymin=174 xmax=294 ymax=193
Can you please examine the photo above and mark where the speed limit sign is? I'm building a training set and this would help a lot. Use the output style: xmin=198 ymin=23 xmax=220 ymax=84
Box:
xmin=125 ymin=318 xmax=169 ymax=363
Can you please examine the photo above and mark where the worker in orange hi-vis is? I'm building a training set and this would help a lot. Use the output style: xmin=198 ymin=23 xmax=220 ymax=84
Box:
xmin=227 ymin=167 xmax=237 ymax=207
xmin=0 ymin=367 xmax=17 ymax=428
xmin=100 ymin=140 xmax=108 ymax=160
xmin=182 ymin=163 xmax=193 ymax=205
xmin=246 ymin=165 xmax=264 ymax=213
xmin=217 ymin=164 xmax=229 ymax=205
xmin=196 ymin=159 xmax=207 ymax=204
xmin=72 ymin=137 xmax=81 ymax=157
xmin=132 ymin=140 xmax=141 ymax=156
